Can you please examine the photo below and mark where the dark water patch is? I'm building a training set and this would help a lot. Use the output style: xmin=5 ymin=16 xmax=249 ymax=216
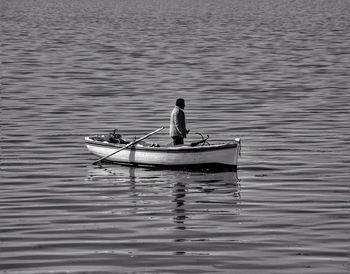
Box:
xmin=239 ymin=165 xmax=283 ymax=172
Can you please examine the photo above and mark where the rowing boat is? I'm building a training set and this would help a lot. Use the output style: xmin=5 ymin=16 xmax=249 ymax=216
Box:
xmin=85 ymin=133 xmax=241 ymax=170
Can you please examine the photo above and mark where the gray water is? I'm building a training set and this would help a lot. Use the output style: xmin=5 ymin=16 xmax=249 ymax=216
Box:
xmin=1 ymin=0 xmax=350 ymax=273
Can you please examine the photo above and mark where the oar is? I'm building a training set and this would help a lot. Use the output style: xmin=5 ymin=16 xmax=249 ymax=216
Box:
xmin=92 ymin=127 xmax=164 ymax=165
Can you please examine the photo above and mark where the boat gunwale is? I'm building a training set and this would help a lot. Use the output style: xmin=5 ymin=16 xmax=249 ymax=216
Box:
xmin=85 ymin=137 xmax=238 ymax=153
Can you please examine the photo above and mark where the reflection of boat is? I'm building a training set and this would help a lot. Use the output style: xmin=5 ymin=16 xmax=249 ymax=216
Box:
xmin=87 ymin=165 xmax=240 ymax=189
xmin=85 ymin=135 xmax=241 ymax=170
xmin=87 ymin=165 xmax=240 ymax=199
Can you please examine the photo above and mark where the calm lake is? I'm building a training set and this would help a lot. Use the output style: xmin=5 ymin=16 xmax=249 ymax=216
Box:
xmin=1 ymin=0 xmax=349 ymax=273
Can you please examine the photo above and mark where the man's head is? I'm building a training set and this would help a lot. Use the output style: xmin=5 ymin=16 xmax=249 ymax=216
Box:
xmin=176 ymin=98 xmax=185 ymax=109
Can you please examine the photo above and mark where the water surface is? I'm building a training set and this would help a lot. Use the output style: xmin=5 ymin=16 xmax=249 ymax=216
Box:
xmin=1 ymin=0 xmax=349 ymax=273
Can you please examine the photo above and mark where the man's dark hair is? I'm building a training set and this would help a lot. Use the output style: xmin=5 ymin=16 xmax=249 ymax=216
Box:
xmin=176 ymin=98 xmax=185 ymax=108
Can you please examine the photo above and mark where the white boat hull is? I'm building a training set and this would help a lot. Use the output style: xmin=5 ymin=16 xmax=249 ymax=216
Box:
xmin=85 ymin=137 xmax=241 ymax=170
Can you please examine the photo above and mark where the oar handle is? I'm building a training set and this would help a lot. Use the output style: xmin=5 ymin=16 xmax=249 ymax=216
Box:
xmin=92 ymin=127 xmax=164 ymax=165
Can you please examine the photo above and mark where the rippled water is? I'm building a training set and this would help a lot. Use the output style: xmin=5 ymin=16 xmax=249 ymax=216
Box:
xmin=1 ymin=0 xmax=350 ymax=273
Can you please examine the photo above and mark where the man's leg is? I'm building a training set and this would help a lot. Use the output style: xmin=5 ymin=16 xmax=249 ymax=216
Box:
xmin=172 ymin=136 xmax=184 ymax=146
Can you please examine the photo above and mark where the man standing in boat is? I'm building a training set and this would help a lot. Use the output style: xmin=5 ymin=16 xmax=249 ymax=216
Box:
xmin=170 ymin=98 xmax=190 ymax=145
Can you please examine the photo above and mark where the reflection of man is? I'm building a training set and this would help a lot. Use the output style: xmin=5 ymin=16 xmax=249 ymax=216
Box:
xmin=173 ymin=182 xmax=186 ymax=230
xmin=169 ymin=98 xmax=190 ymax=146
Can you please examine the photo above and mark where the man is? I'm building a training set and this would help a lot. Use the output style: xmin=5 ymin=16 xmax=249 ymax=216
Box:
xmin=170 ymin=98 xmax=190 ymax=145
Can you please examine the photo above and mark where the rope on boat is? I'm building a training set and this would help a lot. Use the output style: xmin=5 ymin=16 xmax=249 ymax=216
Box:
xmin=190 ymin=133 xmax=210 ymax=147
